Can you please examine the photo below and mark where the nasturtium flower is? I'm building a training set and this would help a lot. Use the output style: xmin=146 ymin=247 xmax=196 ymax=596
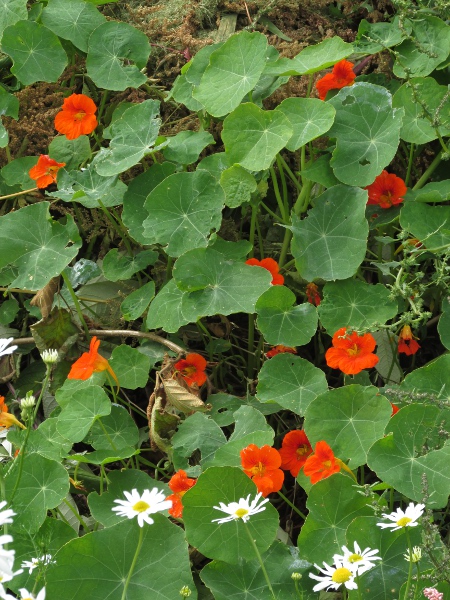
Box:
xmin=325 ymin=327 xmax=379 ymax=375
xmin=303 ymin=441 xmax=340 ymax=484
xmin=309 ymin=559 xmax=358 ymax=592
xmin=166 ymin=470 xmax=196 ymax=519
xmin=365 ymin=170 xmax=407 ymax=209
xmin=306 ymin=282 xmax=321 ymax=306
xmin=391 ymin=403 xmax=399 ymax=416
xmin=0 ymin=412 xmax=25 ymax=430
xmin=377 ymin=502 xmax=425 ymax=531
xmin=279 ymin=430 xmax=312 ymax=477
xmin=240 ymin=444 xmax=284 ymax=497
xmin=54 ymin=93 xmax=98 ymax=140
xmin=0 ymin=338 xmax=18 ymax=357
xmin=174 ymin=353 xmax=207 ymax=387
xmin=316 ymin=59 xmax=356 ymax=100
xmin=28 ymin=155 xmax=66 ymax=189
xmin=398 ymin=325 xmax=420 ymax=355
xmin=265 ymin=345 xmax=297 ymax=359
xmin=333 ymin=542 xmax=381 ymax=575
xmin=245 ymin=258 xmax=284 ymax=285
xmin=112 ymin=488 xmax=172 ymax=527
xmin=212 ymin=492 xmax=269 ymax=524
xmin=67 ymin=336 xmax=118 ymax=386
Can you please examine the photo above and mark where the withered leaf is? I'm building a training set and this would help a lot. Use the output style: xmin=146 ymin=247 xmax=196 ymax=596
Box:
xmin=163 ymin=379 xmax=211 ymax=414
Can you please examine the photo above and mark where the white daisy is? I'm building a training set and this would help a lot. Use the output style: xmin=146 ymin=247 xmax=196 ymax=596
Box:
xmin=0 ymin=502 xmax=15 ymax=527
xmin=333 ymin=541 xmax=381 ymax=575
xmin=112 ymin=488 xmax=172 ymax=527
xmin=21 ymin=554 xmax=54 ymax=574
xmin=0 ymin=339 xmax=17 ymax=358
xmin=377 ymin=502 xmax=425 ymax=531
xmin=1 ymin=587 xmax=45 ymax=600
xmin=309 ymin=559 xmax=358 ymax=592
xmin=211 ymin=492 xmax=269 ymax=524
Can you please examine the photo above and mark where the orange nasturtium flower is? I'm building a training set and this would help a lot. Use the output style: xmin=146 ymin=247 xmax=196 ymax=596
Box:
xmin=54 ymin=93 xmax=98 ymax=140
xmin=240 ymin=444 xmax=284 ymax=497
xmin=303 ymin=440 xmax=341 ymax=484
xmin=391 ymin=403 xmax=399 ymax=417
xmin=325 ymin=327 xmax=379 ymax=375
xmin=398 ymin=325 xmax=420 ymax=356
xmin=245 ymin=258 xmax=284 ymax=285
xmin=279 ymin=430 xmax=313 ymax=478
xmin=316 ymin=59 xmax=356 ymax=100
xmin=365 ymin=170 xmax=407 ymax=209
xmin=0 ymin=396 xmax=25 ymax=430
xmin=174 ymin=353 xmax=207 ymax=387
xmin=0 ymin=396 xmax=7 ymax=414
xmin=67 ymin=336 xmax=118 ymax=386
xmin=29 ymin=155 xmax=66 ymax=189
xmin=265 ymin=345 xmax=297 ymax=359
xmin=306 ymin=282 xmax=321 ymax=307
xmin=166 ymin=470 xmax=196 ymax=518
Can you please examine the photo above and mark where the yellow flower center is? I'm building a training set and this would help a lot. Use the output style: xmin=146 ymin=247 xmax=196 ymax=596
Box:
xmin=348 ymin=553 xmax=363 ymax=563
xmin=74 ymin=110 xmax=86 ymax=121
xmin=132 ymin=500 xmax=150 ymax=513
xmin=346 ymin=343 xmax=361 ymax=356
xmin=322 ymin=460 xmax=332 ymax=469
xmin=182 ymin=365 xmax=196 ymax=376
xmin=234 ymin=508 xmax=249 ymax=519
xmin=396 ymin=516 xmax=412 ymax=527
xmin=331 ymin=567 xmax=352 ymax=584
xmin=296 ymin=445 xmax=310 ymax=458
xmin=250 ymin=461 xmax=266 ymax=477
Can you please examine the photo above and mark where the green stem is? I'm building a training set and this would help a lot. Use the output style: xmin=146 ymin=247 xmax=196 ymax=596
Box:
xmin=61 ymin=270 xmax=90 ymax=341
xmin=243 ymin=522 xmax=276 ymax=600
xmin=97 ymin=199 xmax=133 ymax=254
xmin=403 ymin=529 xmax=414 ymax=600
xmin=277 ymin=491 xmax=307 ymax=520
xmin=0 ymin=187 xmax=38 ymax=201
xmin=276 ymin=154 xmax=289 ymax=216
xmin=277 ymin=155 xmax=302 ymax=192
xmin=405 ymin=143 xmax=415 ymax=187
xmin=60 ymin=500 xmax=91 ymax=532
xmin=247 ymin=314 xmax=256 ymax=380
xmin=278 ymin=227 xmax=292 ymax=268
xmin=121 ymin=525 xmax=145 ymax=600
xmin=97 ymin=90 xmax=110 ymax=123
xmin=412 ymin=151 xmax=442 ymax=190
xmin=269 ymin=166 xmax=287 ymax=220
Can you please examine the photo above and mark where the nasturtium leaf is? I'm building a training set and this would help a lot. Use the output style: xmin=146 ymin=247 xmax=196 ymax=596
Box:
xmin=167 ymin=72 xmax=204 ymax=111
xmin=70 ymin=447 xmax=138 ymax=465
xmin=55 ymin=378 xmax=106 ymax=408
xmin=35 ymin=418 xmax=72 ymax=459
xmin=94 ymin=100 xmax=161 ymax=177
xmin=30 ymin=306 xmax=79 ymax=355
xmin=208 ymin=393 xmax=282 ymax=427
xmin=163 ymin=130 xmax=214 ymax=164
xmin=146 ymin=279 xmax=190 ymax=333
xmin=2 ymin=20 xmax=67 ymax=85
xmin=438 ymin=296 xmax=450 ymax=350
xmin=193 ymin=31 xmax=268 ymax=117
xmin=393 ymin=16 xmax=450 ymax=78
xmin=183 ymin=466 xmax=279 ymax=564
xmin=142 ymin=171 xmax=224 ymax=257
xmin=42 ymin=0 xmax=105 ymax=53
xmin=208 ymin=237 xmax=252 ymax=261
xmin=318 ymin=278 xmax=398 ymax=334
xmin=300 ymin=153 xmax=340 ymax=188
xmin=1 ymin=156 xmax=37 ymax=189
xmin=185 ymin=43 xmax=223 ymax=86
xmin=102 ymin=249 xmax=157 ymax=282
xmin=219 ymin=165 xmax=257 ymax=208
xmin=304 ymin=385 xmax=392 ymax=468
xmin=0 ymin=298 xmax=19 ymax=325
xmin=109 ymin=345 xmax=151 ymax=389
xmin=393 ymin=78 xmax=450 ymax=144
xmin=372 ymin=329 xmax=402 ymax=385
xmin=48 ymin=135 xmax=91 ymax=171
xmin=5 ymin=453 xmax=69 ymax=533
xmin=399 ymin=353 xmax=450 ymax=401
xmin=121 ymin=280 xmax=155 ymax=321
xmin=256 ymin=353 xmax=328 ymax=416
xmin=122 ymin=162 xmax=175 ymax=244
xmin=410 ymin=180 xmax=450 ymax=204
xmin=197 ymin=152 xmax=231 ymax=181
xmin=0 ymin=87 xmax=19 ymax=148
xmin=56 ymin=386 xmax=111 ymax=443
xmin=51 ymin=166 xmax=126 ymax=208
xmin=0 ymin=202 xmax=81 ymax=291
xmin=290 ymin=185 xmax=368 ymax=281
xmin=172 ymin=412 xmax=227 ymax=472
xmin=353 ymin=17 xmax=411 ymax=54
xmin=297 ymin=474 xmax=373 ymax=564
xmin=400 ymin=202 xmax=450 ymax=250
xmin=0 ymin=0 xmax=27 ymax=43
xmin=327 ymin=83 xmax=404 ymax=186
xmin=8 ymin=426 xmax=67 ymax=464
xmin=46 ymin=517 xmax=195 ymax=600
xmin=276 ymin=98 xmax=336 ymax=151
xmin=86 ymin=21 xmax=150 ymax=90
xmin=256 ymin=286 xmax=318 ymax=347
xmin=222 ymin=103 xmax=292 ymax=171
xmin=367 ymin=404 xmax=450 ymax=508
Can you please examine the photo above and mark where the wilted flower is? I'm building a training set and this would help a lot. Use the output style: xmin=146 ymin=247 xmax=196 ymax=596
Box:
xmin=377 ymin=502 xmax=425 ymax=531
xmin=398 ymin=325 xmax=420 ymax=356
xmin=112 ymin=488 xmax=172 ymax=527
xmin=212 ymin=492 xmax=269 ymax=524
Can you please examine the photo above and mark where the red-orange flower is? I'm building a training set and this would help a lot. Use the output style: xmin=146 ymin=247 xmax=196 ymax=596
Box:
xmin=245 ymin=258 xmax=284 ymax=285
xmin=29 ymin=155 xmax=66 ymax=189
xmin=398 ymin=325 xmax=420 ymax=356
xmin=265 ymin=345 xmax=297 ymax=359
xmin=0 ymin=396 xmax=7 ymax=414
xmin=166 ymin=469 xmax=196 ymax=518
xmin=316 ymin=59 xmax=356 ymax=100
xmin=174 ymin=353 xmax=207 ymax=387
xmin=67 ymin=336 xmax=118 ymax=385
xmin=279 ymin=430 xmax=313 ymax=477
xmin=303 ymin=440 xmax=340 ymax=484
xmin=391 ymin=403 xmax=399 ymax=416
xmin=240 ymin=444 xmax=284 ymax=497
xmin=54 ymin=93 xmax=98 ymax=140
xmin=306 ymin=282 xmax=321 ymax=306
xmin=365 ymin=170 xmax=407 ymax=209
xmin=325 ymin=327 xmax=379 ymax=375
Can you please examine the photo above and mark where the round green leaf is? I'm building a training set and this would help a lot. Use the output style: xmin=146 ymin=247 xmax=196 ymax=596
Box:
xmin=438 ymin=296 xmax=450 ymax=350
xmin=290 ymin=185 xmax=368 ymax=281
xmin=42 ymin=0 xmax=105 ymax=52
xmin=183 ymin=466 xmax=279 ymax=564
xmin=172 ymin=412 xmax=227 ymax=471
xmin=256 ymin=353 xmax=328 ymax=416
xmin=300 ymin=153 xmax=340 ymax=189
xmin=52 ymin=165 xmax=126 ymax=208
xmin=2 ymin=20 xmax=67 ymax=85
xmin=48 ymin=135 xmax=92 ymax=171
xmin=109 ymin=344 xmax=151 ymax=389
xmin=146 ymin=279 xmax=190 ymax=333
xmin=163 ymin=130 xmax=214 ymax=165
xmin=121 ymin=280 xmax=155 ymax=321
xmin=328 ymin=83 xmax=404 ymax=187
xmin=0 ymin=0 xmax=27 ymax=43
xmin=276 ymin=98 xmax=335 ymax=151
xmin=86 ymin=21 xmax=150 ymax=90
xmin=222 ymin=103 xmax=292 ymax=171
xmin=256 ymin=285 xmax=318 ymax=347
xmin=89 ymin=404 xmax=139 ymax=450
xmin=56 ymin=386 xmax=111 ymax=443
xmin=0 ymin=87 xmax=19 ymax=148
xmin=304 ymin=385 xmax=392 ymax=468
xmin=354 ymin=17 xmax=411 ymax=54
xmin=318 ymin=278 xmax=398 ymax=334
xmin=193 ymin=31 xmax=268 ymax=117
xmin=142 ymin=171 xmax=224 ymax=257
xmin=219 ymin=165 xmax=257 ymax=208
xmin=102 ymin=249 xmax=157 ymax=282
xmin=1 ymin=156 xmax=36 ymax=189
xmin=46 ymin=517 xmax=195 ymax=599
xmin=400 ymin=201 xmax=450 ymax=250
xmin=208 ymin=393 xmax=282 ymax=427
xmin=167 ymin=72 xmax=204 ymax=111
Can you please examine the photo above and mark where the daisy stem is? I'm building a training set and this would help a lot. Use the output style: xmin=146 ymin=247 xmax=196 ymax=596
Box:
xmin=243 ymin=522 xmax=277 ymax=600
xmin=277 ymin=491 xmax=307 ymax=520
xmin=403 ymin=529 xmax=414 ymax=600
xmin=61 ymin=270 xmax=90 ymax=341
xmin=121 ymin=525 xmax=145 ymax=600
